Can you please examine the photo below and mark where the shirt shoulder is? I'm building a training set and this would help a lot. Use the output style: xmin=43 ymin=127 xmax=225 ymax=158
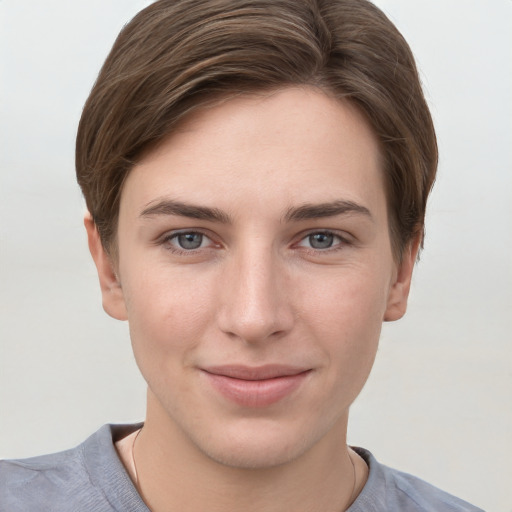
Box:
xmin=0 ymin=424 xmax=147 ymax=512
xmin=0 ymin=444 xmax=97 ymax=511
xmin=349 ymin=448 xmax=485 ymax=512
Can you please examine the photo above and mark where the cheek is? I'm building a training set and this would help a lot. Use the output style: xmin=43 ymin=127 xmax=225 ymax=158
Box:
xmin=301 ymin=267 xmax=388 ymax=382
xmin=121 ymin=266 xmax=215 ymax=375
xmin=303 ymin=264 xmax=390 ymax=332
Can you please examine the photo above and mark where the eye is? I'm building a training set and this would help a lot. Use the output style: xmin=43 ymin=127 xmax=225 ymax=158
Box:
xmin=165 ymin=231 xmax=211 ymax=251
xmin=297 ymin=231 xmax=344 ymax=250
xmin=177 ymin=232 xmax=204 ymax=249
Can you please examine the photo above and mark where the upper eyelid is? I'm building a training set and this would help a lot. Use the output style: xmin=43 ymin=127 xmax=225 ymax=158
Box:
xmin=155 ymin=229 xmax=216 ymax=249
xmin=295 ymin=229 xmax=350 ymax=242
xmin=161 ymin=228 xmax=214 ymax=240
xmin=160 ymin=230 xmax=219 ymax=254
xmin=157 ymin=228 xmax=351 ymax=246
xmin=293 ymin=230 xmax=354 ymax=254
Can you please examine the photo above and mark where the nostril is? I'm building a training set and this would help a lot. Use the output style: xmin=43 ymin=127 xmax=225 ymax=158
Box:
xmin=216 ymin=255 xmax=294 ymax=342
xmin=218 ymin=309 xmax=294 ymax=344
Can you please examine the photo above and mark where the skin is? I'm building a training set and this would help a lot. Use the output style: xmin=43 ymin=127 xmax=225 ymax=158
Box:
xmin=86 ymin=87 xmax=419 ymax=512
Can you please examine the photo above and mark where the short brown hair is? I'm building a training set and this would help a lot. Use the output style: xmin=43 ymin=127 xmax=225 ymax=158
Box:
xmin=76 ymin=0 xmax=437 ymax=259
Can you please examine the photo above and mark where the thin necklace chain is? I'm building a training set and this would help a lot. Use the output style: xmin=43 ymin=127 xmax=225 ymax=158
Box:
xmin=347 ymin=448 xmax=358 ymax=508
xmin=131 ymin=427 xmax=142 ymax=485
xmin=131 ymin=428 xmax=358 ymax=509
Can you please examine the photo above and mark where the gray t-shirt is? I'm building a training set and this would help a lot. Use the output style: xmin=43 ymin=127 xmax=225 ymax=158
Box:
xmin=0 ymin=424 xmax=484 ymax=511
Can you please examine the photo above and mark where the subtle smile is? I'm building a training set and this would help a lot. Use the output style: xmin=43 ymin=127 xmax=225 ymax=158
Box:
xmin=201 ymin=365 xmax=312 ymax=407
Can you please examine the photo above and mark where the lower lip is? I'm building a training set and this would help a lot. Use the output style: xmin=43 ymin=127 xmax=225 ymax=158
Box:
xmin=203 ymin=371 xmax=310 ymax=408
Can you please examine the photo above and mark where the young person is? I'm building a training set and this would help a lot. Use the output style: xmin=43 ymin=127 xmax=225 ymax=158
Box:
xmin=0 ymin=1 xmax=484 ymax=510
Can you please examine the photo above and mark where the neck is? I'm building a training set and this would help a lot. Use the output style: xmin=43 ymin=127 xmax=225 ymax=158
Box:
xmin=130 ymin=394 xmax=366 ymax=512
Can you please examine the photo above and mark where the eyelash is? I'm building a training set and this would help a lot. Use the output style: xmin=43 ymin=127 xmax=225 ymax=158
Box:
xmin=160 ymin=230 xmax=216 ymax=255
xmin=295 ymin=231 xmax=348 ymax=253
xmin=159 ymin=229 xmax=350 ymax=255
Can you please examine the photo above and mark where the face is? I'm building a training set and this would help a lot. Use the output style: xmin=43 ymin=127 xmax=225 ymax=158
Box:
xmin=87 ymin=87 xmax=417 ymax=469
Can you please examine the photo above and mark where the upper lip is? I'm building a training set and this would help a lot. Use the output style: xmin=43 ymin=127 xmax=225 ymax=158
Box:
xmin=202 ymin=365 xmax=310 ymax=381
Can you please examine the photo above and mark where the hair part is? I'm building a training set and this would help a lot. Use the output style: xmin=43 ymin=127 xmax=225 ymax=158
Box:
xmin=76 ymin=0 xmax=437 ymax=261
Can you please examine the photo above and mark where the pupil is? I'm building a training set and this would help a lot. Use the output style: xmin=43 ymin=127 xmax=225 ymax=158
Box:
xmin=178 ymin=233 xmax=202 ymax=249
xmin=310 ymin=233 xmax=333 ymax=249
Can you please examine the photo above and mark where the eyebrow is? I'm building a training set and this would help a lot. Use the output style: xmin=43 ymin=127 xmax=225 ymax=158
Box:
xmin=139 ymin=198 xmax=372 ymax=224
xmin=140 ymin=199 xmax=231 ymax=224
xmin=283 ymin=200 xmax=372 ymax=222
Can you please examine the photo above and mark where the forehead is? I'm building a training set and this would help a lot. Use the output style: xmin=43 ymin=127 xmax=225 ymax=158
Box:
xmin=121 ymin=87 xmax=385 ymax=219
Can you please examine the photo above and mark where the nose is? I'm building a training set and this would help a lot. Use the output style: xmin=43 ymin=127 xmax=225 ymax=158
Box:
xmin=216 ymin=244 xmax=294 ymax=344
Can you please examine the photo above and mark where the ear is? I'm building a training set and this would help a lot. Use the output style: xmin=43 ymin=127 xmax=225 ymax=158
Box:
xmin=384 ymin=234 xmax=421 ymax=322
xmin=84 ymin=212 xmax=128 ymax=321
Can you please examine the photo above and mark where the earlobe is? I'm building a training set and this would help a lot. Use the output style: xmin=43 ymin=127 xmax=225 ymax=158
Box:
xmin=384 ymin=234 xmax=421 ymax=322
xmin=84 ymin=212 xmax=128 ymax=321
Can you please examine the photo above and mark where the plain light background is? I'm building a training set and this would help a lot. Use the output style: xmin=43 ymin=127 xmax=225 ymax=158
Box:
xmin=0 ymin=1 xmax=511 ymax=510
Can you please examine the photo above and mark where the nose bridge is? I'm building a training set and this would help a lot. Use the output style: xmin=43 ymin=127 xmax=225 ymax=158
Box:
xmin=217 ymin=239 xmax=293 ymax=343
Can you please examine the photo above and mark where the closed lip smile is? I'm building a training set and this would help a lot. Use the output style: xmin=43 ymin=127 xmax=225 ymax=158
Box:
xmin=200 ymin=365 xmax=312 ymax=407
xmin=203 ymin=364 xmax=311 ymax=380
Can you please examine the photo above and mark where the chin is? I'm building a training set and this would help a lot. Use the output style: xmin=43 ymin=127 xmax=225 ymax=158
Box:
xmin=191 ymin=417 xmax=334 ymax=470
xmin=202 ymin=435 xmax=305 ymax=470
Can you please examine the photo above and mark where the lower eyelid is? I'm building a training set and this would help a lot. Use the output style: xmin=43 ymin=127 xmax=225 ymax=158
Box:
xmin=161 ymin=230 xmax=222 ymax=253
xmin=158 ymin=230 xmax=350 ymax=252
xmin=297 ymin=231 xmax=345 ymax=248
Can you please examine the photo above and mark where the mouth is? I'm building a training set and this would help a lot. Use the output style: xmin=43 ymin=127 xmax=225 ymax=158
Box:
xmin=201 ymin=365 xmax=312 ymax=407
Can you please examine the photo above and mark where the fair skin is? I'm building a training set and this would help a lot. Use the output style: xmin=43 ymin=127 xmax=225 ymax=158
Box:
xmin=86 ymin=87 xmax=419 ymax=512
